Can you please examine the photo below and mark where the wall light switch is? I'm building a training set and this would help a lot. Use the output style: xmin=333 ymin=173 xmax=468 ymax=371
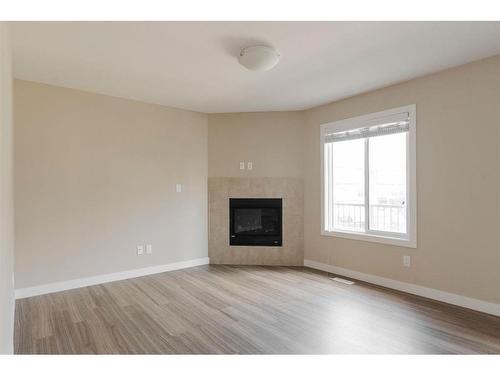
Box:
xmin=247 ymin=162 xmax=253 ymax=170
xmin=137 ymin=245 xmax=144 ymax=256
xmin=403 ymin=255 xmax=411 ymax=267
xmin=146 ymin=244 xmax=152 ymax=254
xmin=176 ymin=183 xmax=182 ymax=193
xmin=239 ymin=161 xmax=245 ymax=170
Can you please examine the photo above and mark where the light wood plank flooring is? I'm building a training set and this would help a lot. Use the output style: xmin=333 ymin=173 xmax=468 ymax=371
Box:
xmin=14 ymin=265 xmax=500 ymax=354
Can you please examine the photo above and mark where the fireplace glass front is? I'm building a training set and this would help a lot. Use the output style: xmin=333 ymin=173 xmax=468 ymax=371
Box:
xmin=229 ymin=198 xmax=282 ymax=246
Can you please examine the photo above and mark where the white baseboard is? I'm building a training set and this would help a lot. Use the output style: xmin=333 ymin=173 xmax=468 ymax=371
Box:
xmin=15 ymin=257 xmax=210 ymax=299
xmin=304 ymin=259 xmax=500 ymax=317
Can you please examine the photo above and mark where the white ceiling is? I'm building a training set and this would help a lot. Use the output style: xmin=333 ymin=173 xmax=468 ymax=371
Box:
xmin=12 ymin=22 xmax=500 ymax=113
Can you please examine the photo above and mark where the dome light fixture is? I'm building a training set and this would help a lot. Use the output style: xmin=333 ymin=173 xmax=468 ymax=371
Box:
xmin=238 ymin=45 xmax=280 ymax=72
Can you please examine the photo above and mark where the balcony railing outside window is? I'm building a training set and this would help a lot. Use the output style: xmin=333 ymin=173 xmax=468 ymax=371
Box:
xmin=333 ymin=203 xmax=365 ymax=232
xmin=333 ymin=203 xmax=405 ymax=234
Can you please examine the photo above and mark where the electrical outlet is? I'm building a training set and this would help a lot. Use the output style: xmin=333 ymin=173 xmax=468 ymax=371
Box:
xmin=247 ymin=162 xmax=253 ymax=170
xmin=403 ymin=255 xmax=411 ymax=267
xmin=137 ymin=245 xmax=144 ymax=255
xmin=176 ymin=183 xmax=182 ymax=193
xmin=239 ymin=161 xmax=245 ymax=170
xmin=146 ymin=244 xmax=152 ymax=254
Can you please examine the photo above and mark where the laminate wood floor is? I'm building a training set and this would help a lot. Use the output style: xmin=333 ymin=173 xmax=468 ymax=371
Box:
xmin=14 ymin=265 xmax=500 ymax=354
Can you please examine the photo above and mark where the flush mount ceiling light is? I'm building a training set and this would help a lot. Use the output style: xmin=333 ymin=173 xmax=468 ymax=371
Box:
xmin=238 ymin=45 xmax=280 ymax=72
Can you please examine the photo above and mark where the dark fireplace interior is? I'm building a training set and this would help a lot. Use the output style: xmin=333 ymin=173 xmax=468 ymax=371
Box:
xmin=229 ymin=198 xmax=282 ymax=246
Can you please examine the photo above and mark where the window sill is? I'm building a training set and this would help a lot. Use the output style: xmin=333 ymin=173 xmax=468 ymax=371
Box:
xmin=321 ymin=229 xmax=416 ymax=248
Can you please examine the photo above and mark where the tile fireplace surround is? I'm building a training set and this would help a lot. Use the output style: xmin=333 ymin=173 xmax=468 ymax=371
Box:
xmin=208 ymin=177 xmax=304 ymax=265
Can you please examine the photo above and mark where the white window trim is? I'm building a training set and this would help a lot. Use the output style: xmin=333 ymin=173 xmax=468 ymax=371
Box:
xmin=320 ymin=105 xmax=417 ymax=248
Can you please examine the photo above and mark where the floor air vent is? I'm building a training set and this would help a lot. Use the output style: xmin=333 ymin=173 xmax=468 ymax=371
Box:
xmin=330 ymin=277 xmax=355 ymax=285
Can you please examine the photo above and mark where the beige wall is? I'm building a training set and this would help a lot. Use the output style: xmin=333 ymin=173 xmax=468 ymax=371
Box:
xmin=208 ymin=112 xmax=304 ymax=178
xmin=0 ymin=23 xmax=14 ymax=354
xmin=303 ymin=56 xmax=500 ymax=304
xmin=14 ymin=80 xmax=208 ymax=289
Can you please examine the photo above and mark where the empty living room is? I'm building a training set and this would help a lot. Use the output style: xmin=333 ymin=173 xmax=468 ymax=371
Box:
xmin=1 ymin=2 xmax=500 ymax=373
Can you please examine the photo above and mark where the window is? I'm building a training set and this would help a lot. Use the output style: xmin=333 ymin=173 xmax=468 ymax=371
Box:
xmin=321 ymin=105 xmax=416 ymax=248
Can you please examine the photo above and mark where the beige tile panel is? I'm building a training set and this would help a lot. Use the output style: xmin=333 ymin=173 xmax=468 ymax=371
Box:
xmin=208 ymin=177 xmax=304 ymax=266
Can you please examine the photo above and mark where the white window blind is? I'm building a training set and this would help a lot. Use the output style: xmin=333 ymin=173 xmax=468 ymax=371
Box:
xmin=324 ymin=112 xmax=410 ymax=143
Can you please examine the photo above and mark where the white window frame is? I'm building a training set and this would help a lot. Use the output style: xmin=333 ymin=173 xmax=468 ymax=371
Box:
xmin=320 ymin=105 xmax=417 ymax=248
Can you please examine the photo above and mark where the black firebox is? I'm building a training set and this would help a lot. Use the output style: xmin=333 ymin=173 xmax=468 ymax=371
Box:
xmin=229 ymin=198 xmax=282 ymax=246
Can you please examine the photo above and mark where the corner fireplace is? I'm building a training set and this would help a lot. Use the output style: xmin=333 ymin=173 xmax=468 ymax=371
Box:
xmin=229 ymin=198 xmax=282 ymax=246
